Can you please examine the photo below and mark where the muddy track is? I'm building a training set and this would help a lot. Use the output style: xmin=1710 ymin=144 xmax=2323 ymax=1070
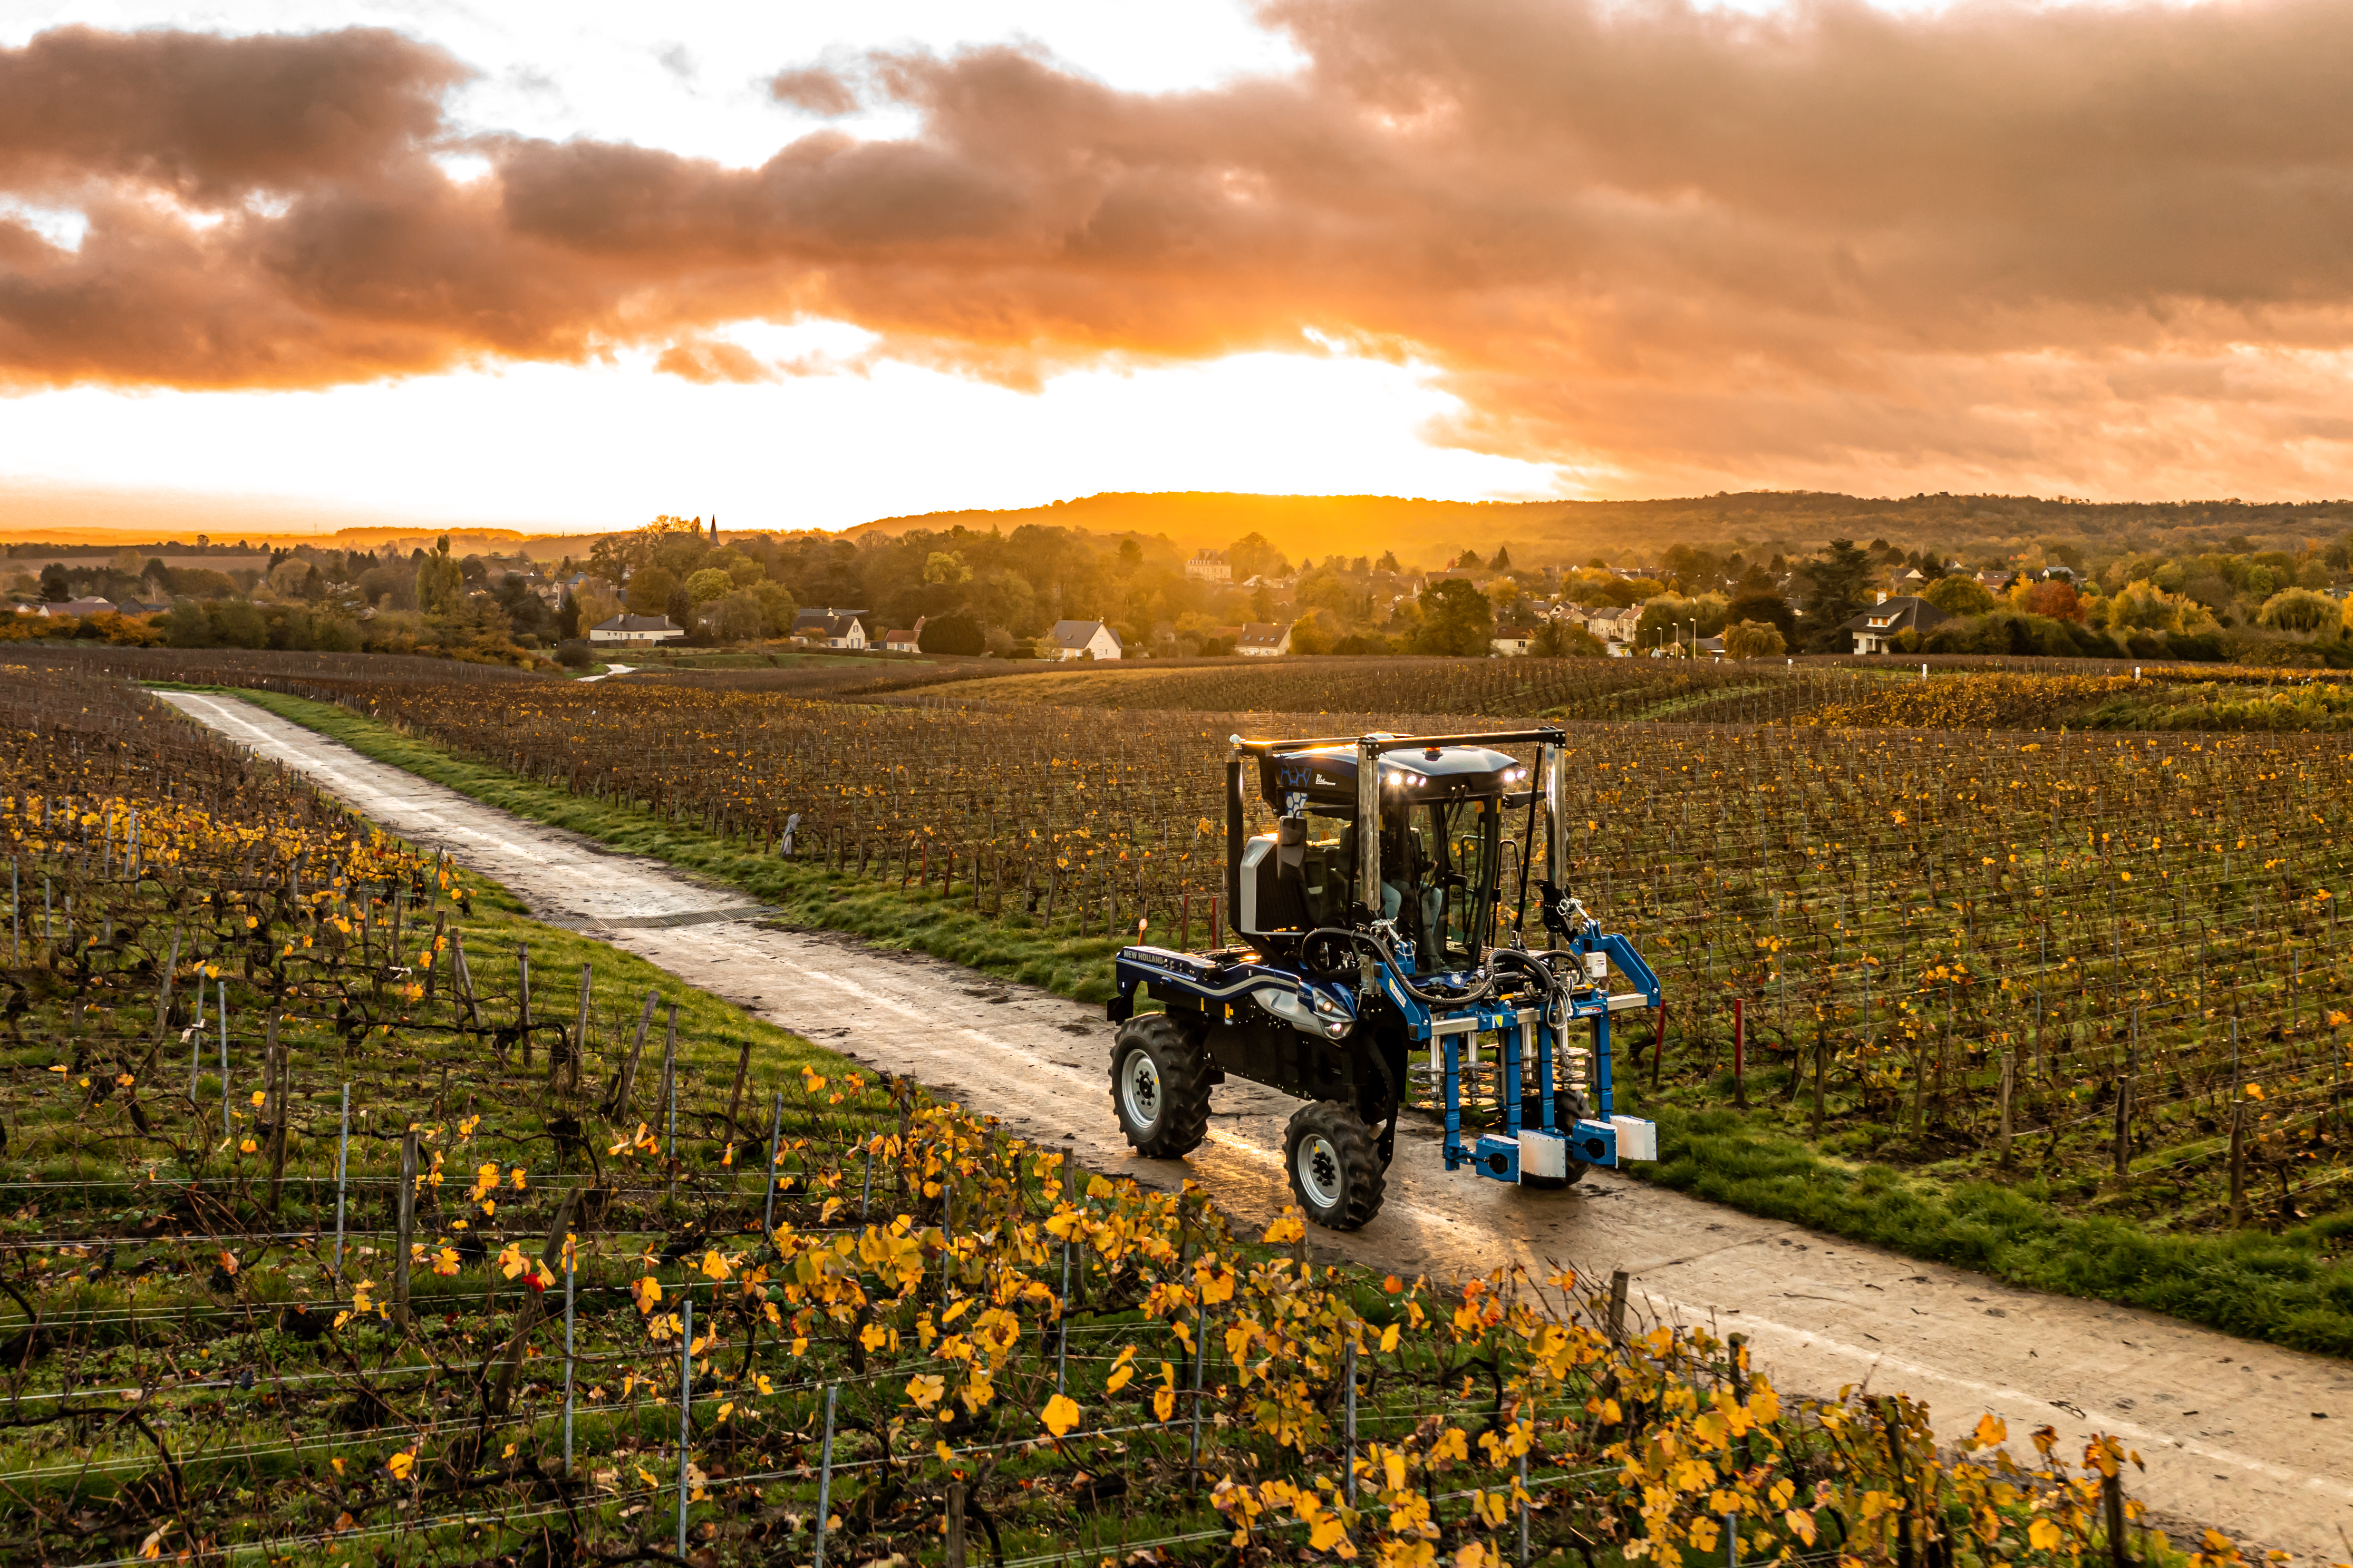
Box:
xmin=160 ymin=690 xmax=2353 ymax=1556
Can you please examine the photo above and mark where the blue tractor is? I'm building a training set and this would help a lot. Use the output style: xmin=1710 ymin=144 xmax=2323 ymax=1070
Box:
xmin=1106 ymin=729 xmax=1662 ymax=1231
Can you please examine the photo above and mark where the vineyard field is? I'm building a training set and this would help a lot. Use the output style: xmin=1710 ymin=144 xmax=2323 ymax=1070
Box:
xmin=0 ymin=663 xmax=2215 ymax=1564
xmin=68 ymin=647 xmax=2353 ymax=1271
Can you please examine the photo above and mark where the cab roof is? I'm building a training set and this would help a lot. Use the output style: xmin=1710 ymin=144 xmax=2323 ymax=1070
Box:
xmin=1259 ymin=742 xmax=1522 ymax=812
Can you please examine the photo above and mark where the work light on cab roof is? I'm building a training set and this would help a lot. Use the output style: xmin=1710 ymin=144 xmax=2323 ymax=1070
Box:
xmin=1103 ymin=728 xmax=1661 ymax=1231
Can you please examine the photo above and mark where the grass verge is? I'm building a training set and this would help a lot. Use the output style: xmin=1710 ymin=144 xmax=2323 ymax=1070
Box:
xmin=1617 ymin=1095 xmax=2353 ymax=1355
xmin=190 ymin=683 xmax=2353 ymax=1355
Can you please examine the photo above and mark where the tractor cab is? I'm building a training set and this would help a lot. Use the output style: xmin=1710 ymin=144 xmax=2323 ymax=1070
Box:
xmin=1101 ymin=727 xmax=1662 ymax=1233
xmin=1235 ymin=738 xmax=1531 ymax=973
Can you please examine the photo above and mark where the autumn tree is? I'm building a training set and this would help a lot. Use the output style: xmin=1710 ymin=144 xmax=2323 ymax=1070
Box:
xmin=1410 ymin=579 xmax=1494 ymax=656
xmin=626 ymin=567 xmax=679 ymax=618
xmin=415 ymin=536 xmax=465 ymax=617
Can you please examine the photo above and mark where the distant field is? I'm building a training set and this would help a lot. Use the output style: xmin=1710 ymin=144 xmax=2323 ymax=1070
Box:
xmin=839 ymin=653 xmax=2353 ymax=733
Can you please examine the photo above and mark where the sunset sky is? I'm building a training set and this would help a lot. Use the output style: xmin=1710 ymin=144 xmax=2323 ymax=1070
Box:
xmin=4 ymin=0 xmax=2352 ymax=535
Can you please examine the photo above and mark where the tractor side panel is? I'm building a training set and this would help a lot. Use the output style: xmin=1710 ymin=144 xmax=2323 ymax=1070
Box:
xmin=1198 ymin=1017 xmax=1362 ymax=1106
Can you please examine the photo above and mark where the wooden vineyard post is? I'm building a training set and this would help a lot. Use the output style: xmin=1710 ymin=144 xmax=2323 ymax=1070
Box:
xmin=660 ymin=1004 xmax=679 ymax=1199
xmin=723 ymin=1038 xmax=752 ymax=1137
xmin=1606 ymin=1269 xmax=1630 ymax=1343
xmin=2228 ymin=1100 xmax=2248 ymax=1228
xmin=1209 ymin=893 xmax=1222 ymax=949
xmin=152 ymin=927 xmax=180 ymax=1049
xmin=265 ymin=1016 xmax=288 ymax=1214
xmin=2101 ymin=1465 xmax=2132 ymax=1568
xmin=560 ymin=962 xmax=590 ymax=1098
xmin=393 ymin=1129 xmax=419 ymax=1326
xmin=612 ymin=990 xmax=657 ymax=1118
xmin=1651 ymin=1001 xmax=1668 ymax=1090
xmin=1181 ymin=891 xmax=1191 ymax=951
xmin=1998 ymin=1045 xmax=2016 ymax=1166
xmin=452 ymin=929 xmax=478 ymax=1028
xmin=517 ymin=943 xmax=533 ymax=1069
xmin=1811 ymin=1016 xmax=1825 ymax=1138
xmin=1732 ymin=998 xmax=1747 ymax=1109
xmin=2114 ymin=1043 xmax=2135 ymax=1180
xmin=424 ymin=911 xmax=446 ymax=998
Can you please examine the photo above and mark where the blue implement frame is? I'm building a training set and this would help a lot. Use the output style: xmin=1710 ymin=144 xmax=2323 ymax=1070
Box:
xmin=1112 ymin=923 xmax=1661 ymax=1185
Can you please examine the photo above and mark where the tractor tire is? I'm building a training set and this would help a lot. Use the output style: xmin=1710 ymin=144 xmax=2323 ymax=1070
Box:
xmin=1109 ymin=1015 xmax=1212 ymax=1158
xmin=1518 ymin=1088 xmax=1591 ymax=1190
xmin=1284 ymin=1102 xmax=1386 ymax=1231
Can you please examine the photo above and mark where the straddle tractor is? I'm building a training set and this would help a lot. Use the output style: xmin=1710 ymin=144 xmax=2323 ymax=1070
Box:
xmin=1105 ymin=728 xmax=1661 ymax=1230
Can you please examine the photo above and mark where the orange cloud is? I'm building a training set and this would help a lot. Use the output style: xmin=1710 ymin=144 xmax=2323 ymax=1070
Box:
xmin=654 ymin=336 xmax=776 ymax=384
xmin=5 ymin=4 xmax=2353 ymax=496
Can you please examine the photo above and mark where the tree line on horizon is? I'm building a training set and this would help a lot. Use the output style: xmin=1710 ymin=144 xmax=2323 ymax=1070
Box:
xmin=9 ymin=509 xmax=2353 ymax=669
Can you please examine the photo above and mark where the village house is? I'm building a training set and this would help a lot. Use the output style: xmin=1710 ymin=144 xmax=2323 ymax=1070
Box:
xmin=792 ymin=608 xmax=870 ymax=649
xmin=1048 ymin=619 xmax=1122 ymax=660
xmin=1237 ymin=621 xmax=1292 ymax=656
xmin=1583 ymin=607 xmax=1642 ymax=648
xmin=588 ymin=613 xmax=685 ymax=647
xmin=1842 ymin=594 xmax=1950 ymax=655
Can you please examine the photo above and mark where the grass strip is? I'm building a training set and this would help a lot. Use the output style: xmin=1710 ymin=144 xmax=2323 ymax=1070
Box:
xmin=1623 ymin=1098 xmax=2353 ymax=1355
xmin=195 ymin=683 xmax=2353 ymax=1355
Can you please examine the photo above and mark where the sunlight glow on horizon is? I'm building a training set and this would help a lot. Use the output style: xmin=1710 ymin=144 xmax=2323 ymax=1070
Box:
xmin=2 ymin=336 xmax=1577 ymax=534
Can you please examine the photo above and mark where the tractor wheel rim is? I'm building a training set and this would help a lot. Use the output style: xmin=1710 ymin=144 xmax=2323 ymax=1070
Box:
xmin=1297 ymin=1134 xmax=1343 ymax=1209
xmin=1122 ymin=1051 xmax=1162 ymax=1129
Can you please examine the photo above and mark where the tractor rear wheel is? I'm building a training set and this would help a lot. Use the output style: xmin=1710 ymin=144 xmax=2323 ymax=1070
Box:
xmin=1517 ymin=1088 xmax=1591 ymax=1189
xmin=1109 ymin=1015 xmax=1212 ymax=1158
xmin=1284 ymin=1102 xmax=1386 ymax=1230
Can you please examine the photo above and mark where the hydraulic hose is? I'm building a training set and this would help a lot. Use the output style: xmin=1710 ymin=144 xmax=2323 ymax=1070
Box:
xmin=1490 ymin=946 xmax=1576 ymax=1034
xmin=1305 ymin=926 xmax=1500 ymax=1008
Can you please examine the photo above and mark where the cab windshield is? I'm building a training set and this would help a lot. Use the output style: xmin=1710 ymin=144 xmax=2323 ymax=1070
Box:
xmin=1380 ymin=798 xmax=1500 ymax=971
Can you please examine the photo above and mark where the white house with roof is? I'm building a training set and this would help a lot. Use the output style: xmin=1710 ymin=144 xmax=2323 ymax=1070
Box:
xmin=792 ymin=608 xmax=870 ymax=649
xmin=1583 ymin=607 xmax=1641 ymax=647
xmin=1842 ymin=595 xmax=1949 ymax=655
xmin=588 ymin=613 xmax=685 ymax=646
xmin=1048 ymin=619 xmax=1122 ymax=660
xmin=1236 ymin=622 xmax=1292 ymax=656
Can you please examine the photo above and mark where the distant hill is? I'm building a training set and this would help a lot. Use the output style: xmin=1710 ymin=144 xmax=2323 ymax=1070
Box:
xmin=8 ymin=481 xmax=2349 ymax=569
xmin=847 ymin=490 xmax=2353 ymax=567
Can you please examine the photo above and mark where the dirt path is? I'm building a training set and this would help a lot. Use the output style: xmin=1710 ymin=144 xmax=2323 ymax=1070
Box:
xmin=163 ymin=690 xmax=2353 ymax=1556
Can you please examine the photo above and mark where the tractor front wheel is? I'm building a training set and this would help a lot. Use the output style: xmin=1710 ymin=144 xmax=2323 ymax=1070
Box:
xmin=1109 ymin=1015 xmax=1212 ymax=1158
xmin=1284 ymin=1102 xmax=1386 ymax=1230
